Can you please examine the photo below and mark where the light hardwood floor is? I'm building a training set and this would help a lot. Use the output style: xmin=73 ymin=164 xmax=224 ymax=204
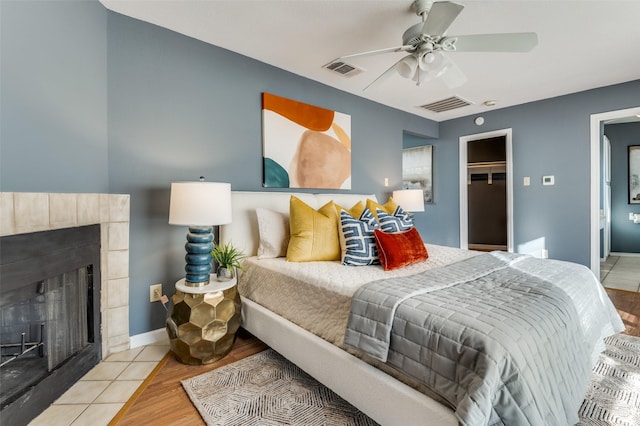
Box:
xmin=110 ymin=329 xmax=267 ymax=426
xmin=111 ymin=288 xmax=639 ymax=425
xmin=606 ymin=288 xmax=640 ymax=337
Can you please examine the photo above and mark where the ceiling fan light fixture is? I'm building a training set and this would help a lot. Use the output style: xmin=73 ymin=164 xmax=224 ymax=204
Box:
xmin=423 ymin=52 xmax=436 ymax=65
xmin=397 ymin=55 xmax=418 ymax=79
xmin=412 ymin=65 xmax=433 ymax=86
xmin=435 ymin=62 xmax=450 ymax=79
xmin=427 ymin=51 xmax=445 ymax=72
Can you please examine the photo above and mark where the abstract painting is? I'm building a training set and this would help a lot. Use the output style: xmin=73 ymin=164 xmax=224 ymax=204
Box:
xmin=402 ymin=145 xmax=433 ymax=203
xmin=262 ymin=93 xmax=351 ymax=189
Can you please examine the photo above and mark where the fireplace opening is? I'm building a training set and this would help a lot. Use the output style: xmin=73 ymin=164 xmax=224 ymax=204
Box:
xmin=0 ymin=225 xmax=101 ymax=425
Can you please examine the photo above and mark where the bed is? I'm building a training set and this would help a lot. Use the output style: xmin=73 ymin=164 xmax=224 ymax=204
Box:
xmin=219 ymin=191 xmax=624 ymax=426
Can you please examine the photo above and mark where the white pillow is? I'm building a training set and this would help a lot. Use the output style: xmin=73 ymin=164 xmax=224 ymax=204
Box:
xmin=256 ymin=208 xmax=290 ymax=258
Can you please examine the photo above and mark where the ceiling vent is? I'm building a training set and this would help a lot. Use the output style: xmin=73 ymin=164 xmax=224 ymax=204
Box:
xmin=323 ymin=60 xmax=363 ymax=77
xmin=419 ymin=96 xmax=472 ymax=113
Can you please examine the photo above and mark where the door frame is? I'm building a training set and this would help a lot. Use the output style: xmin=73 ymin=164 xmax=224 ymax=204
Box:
xmin=602 ymin=135 xmax=611 ymax=261
xmin=589 ymin=106 xmax=640 ymax=276
xmin=459 ymin=128 xmax=514 ymax=251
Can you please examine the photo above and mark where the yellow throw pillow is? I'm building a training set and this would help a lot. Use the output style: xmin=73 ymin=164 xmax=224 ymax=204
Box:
xmin=366 ymin=198 xmax=398 ymax=220
xmin=334 ymin=200 xmax=365 ymax=221
xmin=287 ymin=196 xmax=341 ymax=262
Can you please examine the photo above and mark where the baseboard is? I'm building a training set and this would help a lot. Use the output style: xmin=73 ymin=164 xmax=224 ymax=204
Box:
xmin=130 ymin=328 xmax=168 ymax=348
xmin=610 ymin=252 xmax=640 ymax=257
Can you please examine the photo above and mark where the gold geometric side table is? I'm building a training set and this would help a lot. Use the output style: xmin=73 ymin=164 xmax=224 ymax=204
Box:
xmin=166 ymin=275 xmax=241 ymax=365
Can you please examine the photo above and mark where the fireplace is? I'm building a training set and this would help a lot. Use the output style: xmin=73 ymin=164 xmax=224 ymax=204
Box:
xmin=0 ymin=192 xmax=131 ymax=425
xmin=1 ymin=225 xmax=101 ymax=425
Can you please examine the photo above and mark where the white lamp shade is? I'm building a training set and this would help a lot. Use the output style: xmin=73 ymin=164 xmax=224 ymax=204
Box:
xmin=169 ymin=182 xmax=232 ymax=226
xmin=392 ymin=189 xmax=425 ymax=213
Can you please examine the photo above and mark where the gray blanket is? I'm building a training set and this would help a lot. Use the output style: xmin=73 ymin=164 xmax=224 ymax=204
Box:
xmin=344 ymin=251 xmax=624 ymax=426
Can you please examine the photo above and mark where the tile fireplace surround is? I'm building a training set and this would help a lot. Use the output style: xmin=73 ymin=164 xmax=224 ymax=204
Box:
xmin=0 ymin=192 xmax=130 ymax=358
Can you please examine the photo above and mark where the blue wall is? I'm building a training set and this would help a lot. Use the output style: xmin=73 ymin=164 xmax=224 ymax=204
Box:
xmin=401 ymin=132 xmax=461 ymax=247
xmin=1 ymin=0 xmax=108 ymax=193
xmin=2 ymin=0 xmax=639 ymax=337
xmin=605 ymin=122 xmax=640 ymax=253
xmin=435 ymin=82 xmax=640 ymax=266
xmin=106 ymin=11 xmax=438 ymax=334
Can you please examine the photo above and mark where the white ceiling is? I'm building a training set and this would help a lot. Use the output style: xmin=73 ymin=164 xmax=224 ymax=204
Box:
xmin=100 ymin=0 xmax=640 ymax=122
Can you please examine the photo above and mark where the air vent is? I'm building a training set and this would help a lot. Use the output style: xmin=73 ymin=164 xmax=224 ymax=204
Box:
xmin=419 ymin=96 xmax=472 ymax=113
xmin=323 ymin=61 xmax=363 ymax=77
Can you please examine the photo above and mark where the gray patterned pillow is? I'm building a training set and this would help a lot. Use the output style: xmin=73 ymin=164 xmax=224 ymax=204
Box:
xmin=376 ymin=206 xmax=413 ymax=233
xmin=339 ymin=208 xmax=380 ymax=266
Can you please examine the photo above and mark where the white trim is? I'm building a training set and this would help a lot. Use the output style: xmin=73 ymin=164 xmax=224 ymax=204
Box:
xmin=459 ymin=129 xmax=514 ymax=252
xmin=589 ymin=106 xmax=640 ymax=277
xmin=601 ymin=135 xmax=611 ymax=262
xmin=610 ymin=252 xmax=640 ymax=258
xmin=459 ymin=139 xmax=468 ymax=249
xmin=130 ymin=328 xmax=168 ymax=348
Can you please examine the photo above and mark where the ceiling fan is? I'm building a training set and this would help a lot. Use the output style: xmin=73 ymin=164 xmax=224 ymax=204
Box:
xmin=331 ymin=0 xmax=538 ymax=91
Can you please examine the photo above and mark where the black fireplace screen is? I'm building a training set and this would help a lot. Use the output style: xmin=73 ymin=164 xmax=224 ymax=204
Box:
xmin=0 ymin=265 xmax=93 ymax=406
xmin=0 ymin=225 xmax=101 ymax=425
xmin=44 ymin=266 xmax=92 ymax=370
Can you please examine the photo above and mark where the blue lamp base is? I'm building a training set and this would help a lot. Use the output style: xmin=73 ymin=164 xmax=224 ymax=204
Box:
xmin=184 ymin=226 xmax=213 ymax=286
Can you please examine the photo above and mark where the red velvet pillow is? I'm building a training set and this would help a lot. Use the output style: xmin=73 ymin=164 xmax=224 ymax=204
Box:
xmin=374 ymin=227 xmax=428 ymax=271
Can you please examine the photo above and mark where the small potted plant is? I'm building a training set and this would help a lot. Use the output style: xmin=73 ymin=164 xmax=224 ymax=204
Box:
xmin=212 ymin=242 xmax=246 ymax=281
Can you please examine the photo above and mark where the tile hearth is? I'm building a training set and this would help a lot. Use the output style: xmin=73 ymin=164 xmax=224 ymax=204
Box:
xmin=29 ymin=340 xmax=170 ymax=426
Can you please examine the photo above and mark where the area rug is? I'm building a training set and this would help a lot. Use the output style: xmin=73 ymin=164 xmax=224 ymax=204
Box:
xmin=183 ymin=334 xmax=640 ymax=426
xmin=578 ymin=333 xmax=640 ymax=426
xmin=182 ymin=349 xmax=377 ymax=426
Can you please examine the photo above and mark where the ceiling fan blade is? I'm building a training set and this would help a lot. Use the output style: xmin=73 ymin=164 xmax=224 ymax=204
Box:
xmin=421 ymin=1 xmax=464 ymax=36
xmin=363 ymin=55 xmax=412 ymax=92
xmin=438 ymin=56 xmax=467 ymax=89
xmin=445 ymin=32 xmax=538 ymax=52
xmin=331 ymin=45 xmax=414 ymax=63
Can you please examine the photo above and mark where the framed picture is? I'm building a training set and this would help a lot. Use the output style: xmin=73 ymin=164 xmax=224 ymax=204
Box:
xmin=262 ymin=93 xmax=351 ymax=189
xmin=629 ymin=145 xmax=640 ymax=204
xmin=402 ymin=145 xmax=433 ymax=203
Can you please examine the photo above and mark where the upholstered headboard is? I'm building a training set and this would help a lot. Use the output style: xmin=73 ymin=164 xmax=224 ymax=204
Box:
xmin=219 ymin=191 xmax=377 ymax=257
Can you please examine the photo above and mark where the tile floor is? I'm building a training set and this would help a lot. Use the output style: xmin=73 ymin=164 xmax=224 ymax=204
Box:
xmin=601 ymin=255 xmax=640 ymax=292
xmin=29 ymin=339 xmax=170 ymax=426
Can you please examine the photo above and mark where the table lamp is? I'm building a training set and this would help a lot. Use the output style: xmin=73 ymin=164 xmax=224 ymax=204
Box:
xmin=392 ymin=189 xmax=425 ymax=213
xmin=169 ymin=180 xmax=231 ymax=287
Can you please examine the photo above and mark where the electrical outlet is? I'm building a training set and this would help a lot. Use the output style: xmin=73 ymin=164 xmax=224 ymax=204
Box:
xmin=150 ymin=284 xmax=162 ymax=302
xmin=541 ymin=249 xmax=549 ymax=259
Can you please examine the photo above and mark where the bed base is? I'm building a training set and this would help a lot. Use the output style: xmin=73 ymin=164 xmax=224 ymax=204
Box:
xmin=241 ymin=296 xmax=457 ymax=426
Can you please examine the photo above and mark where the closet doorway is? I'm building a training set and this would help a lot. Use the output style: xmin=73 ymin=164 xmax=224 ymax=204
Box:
xmin=459 ymin=129 xmax=514 ymax=252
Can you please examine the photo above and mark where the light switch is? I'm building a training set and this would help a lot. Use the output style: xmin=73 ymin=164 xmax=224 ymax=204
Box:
xmin=542 ymin=176 xmax=555 ymax=186
xmin=523 ymin=177 xmax=530 ymax=186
